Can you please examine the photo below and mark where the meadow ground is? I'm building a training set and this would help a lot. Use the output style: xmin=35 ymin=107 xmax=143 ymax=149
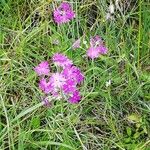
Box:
xmin=0 ymin=0 xmax=150 ymax=149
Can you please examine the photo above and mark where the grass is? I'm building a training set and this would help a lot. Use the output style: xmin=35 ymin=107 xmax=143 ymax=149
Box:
xmin=0 ymin=0 xmax=150 ymax=149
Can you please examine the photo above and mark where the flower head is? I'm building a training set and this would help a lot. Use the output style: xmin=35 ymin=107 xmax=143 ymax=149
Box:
xmin=53 ymin=2 xmax=75 ymax=24
xmin=50 ymin=73 xmax=66 ymax=89
xmin=62 ymin=66 xmax=84 ymax=84
xmin=53 ymin=53 xmax=73 ymax=68
xmin=69 ymin=90 xmax=81 ymax=103
xmin=62 ymin=79 xmax=76 ymax=94
xmin=34 ymin=61 xmax=50 ymax=76
xmin=87 ymin=35 xmax=108 ymax=59
xmin=99 ymin=45 xmax=108 ymax=54
xmin=90 ymin=35 xmax=103 ymax=47
xmin=87 ymin=47 xmax=100 ymax=59
xmin=39 ymin=78 xmax=52 ymax=94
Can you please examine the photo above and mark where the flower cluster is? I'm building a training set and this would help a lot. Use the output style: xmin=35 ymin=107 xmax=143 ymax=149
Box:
xmin=87 ymin=35 xmax=108 ymax=59
xmin=53 ymin=2 xmax=108 ymax=59
xmin=34 ymin=2 xmax=108 ymax=106
xmin=34 ymin=53 xmax=84 ymax=104
xmin=53 ymin=2 xmax=75 ymax=24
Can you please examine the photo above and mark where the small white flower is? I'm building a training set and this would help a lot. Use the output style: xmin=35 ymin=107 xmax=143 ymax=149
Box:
xmin=115 ymin=0 xmax=120 ymax=10
xmin=83 ymin=40 xmax=87 ymax=45
xmin=83 ymin=40 xmax=88 ymax=48
xmin=109 ymin=4 xmax=115 ymax=14
xmin=106 ymin=80 xmax=111 ymax=87
xmin=106 ymin=13 xmax=112 ymax=20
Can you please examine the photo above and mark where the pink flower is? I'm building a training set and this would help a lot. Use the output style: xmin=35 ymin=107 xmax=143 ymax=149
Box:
xmin=52 ymin=53 xmax=73 ymax=68
xmin=39 ymin=78 xmax=52 ymax=94
xmin=87 ymin=35 xmax=108 ymax=59
xmin=72 ymin=38 xmax=80 ymax=49
xmin=35 ymin=53 xmax=84 ymax=105
xmin=62 ymin=66 xmax=84 ymax=84
xmin=62 ymin=79 xmax=76 ymax=94
xmin=99 ymin=45 xmax=108 ymax=54
xmin=34 ymin=61 xmax=50 ymax=76
xmin=50 ymin=73 xmax=66 ymax=89
xmin=90 ymin=35 xmax=103 ymax=47
xmin=87 ymin=47 xmax=100 ymax=59
xmin=69 ymin=90 xmax=81 ymax=103
xmin=53 ymin=2 xmax=75 ymax=24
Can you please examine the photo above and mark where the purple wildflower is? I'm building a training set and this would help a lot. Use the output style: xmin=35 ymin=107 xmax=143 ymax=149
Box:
xmin=62 ymin=79 xmax=76 ymax=94
xmin=99 ymin=45 xmax=108 ymax=54
xmin=87 ymin=47 xmax=100 ymax=59
xmin=39 ymin=78 xmax=52 ymax=94
xmin=69 ymin=90 xmax=81 ymax=103
xmin=62 ymin=66 xmax=84 ymax=84
xmin=34 ymin=61 xmax=50 ymax=76
xmin=90 ymin=35 xmax=103 ymax=47
xmin=53 ymin=53 xmax=73 ymax=68
xmin=53 ymin=2 xmax=75 ymax=24
xmin=50 ymin=73 xmax=66 ymax=89
xmin=87 ymin=35 xmax=108 ymax=59
xmin=34 ymin=53 xmax=84 ymax=105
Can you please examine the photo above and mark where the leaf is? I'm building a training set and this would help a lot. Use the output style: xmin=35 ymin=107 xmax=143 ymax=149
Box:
xmin=12 ymin=102 xmax=44 ymax=123
xmin=127 ymin=114 xmax=141 ymax=123
xmin=126 ymin=127 xmax=132 ymax=136
xmin=31 ymin=117 xmax=40 ymax=128
xmin=124 ymin=137 xmax=131 ymax=143
xmin=133 ymin=132 xmax=141 ymax=139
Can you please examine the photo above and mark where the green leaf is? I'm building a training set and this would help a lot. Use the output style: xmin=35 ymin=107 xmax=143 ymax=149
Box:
xmin=31 ymin=117 xmax=40 ymax=128
xmin=124 ymin=137 xmax=131 ymax=143
xmin=133 ymin=132 xmax=141 ymax=139
xmin=126 ymin=127 xmax=132 ymax=136
xmin=127 ymin=114 xmax=141 ymax=123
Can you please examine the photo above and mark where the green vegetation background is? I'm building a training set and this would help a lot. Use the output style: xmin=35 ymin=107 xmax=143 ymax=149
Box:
xmin=0 ymin=0 xmax=150 ymax=149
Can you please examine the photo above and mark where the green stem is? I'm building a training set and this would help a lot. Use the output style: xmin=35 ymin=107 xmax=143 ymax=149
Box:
xmin=137 ymin=0 xmax=142 ymax=68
